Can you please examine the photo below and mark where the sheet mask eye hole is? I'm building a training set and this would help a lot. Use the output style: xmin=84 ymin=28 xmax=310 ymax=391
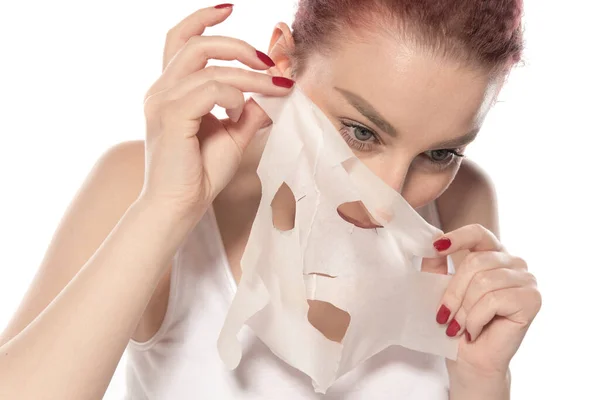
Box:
xmin=337 ymin=201 xmax=383 ymax=230
xmin=271 ymin=182 xmax=296 ymax=231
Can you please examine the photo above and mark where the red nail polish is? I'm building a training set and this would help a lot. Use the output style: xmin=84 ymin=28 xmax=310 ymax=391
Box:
xmin=214 ymin=3 xmax=234 ymax=9
xmin=433 ymin=237 xmax=451 ymax=252
xmin=272 ymin=76 xmax=295 ymax=88
xmin=256 ymin=50 xmax=275 ymax=67
xmin=465 ymin=330 xmax=472 ymax=342
xmin=446 ymin=319 xmax=461 ymax=337
xmin=436 ymin=304 xmax=451 ymax=324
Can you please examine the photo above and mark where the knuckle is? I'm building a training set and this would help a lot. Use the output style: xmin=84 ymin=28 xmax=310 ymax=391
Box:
xmin=472 ymin=271 xmax=492 ymax=292
xmin=143 ymin=94 xmax=162 ymax=119
xmin=531 ymin=289 xmax=543 ymax=312
xmin=512 ymin=255 xmax=528 ymax=270
xmin=202 ymin=79 xmax=222 ymax=93
xmin=485 ymin=290 xmax=499 ymax=309
xmin=444 ymin=290 xmax=462 ymax=309
xmin=471 ymin=223 xmax=488 ymax=239
xmin=202 ymin=65 xmax=221 ymax=78
xmin=185 ymin=35 xmax=206 ymax=53
xmin=166 ymin=26 xmax=180 ymax=42
xmin=464 ymin=312 xmax=479 ymax=333
xmin=463 ymin=251 xmax=481 ymax=270
xmin=526 ymin=271 xmax=539 ymax=287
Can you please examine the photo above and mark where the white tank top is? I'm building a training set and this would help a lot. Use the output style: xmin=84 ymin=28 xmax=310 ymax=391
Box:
xmin=124 ymin=202 xmax=452 ymax=399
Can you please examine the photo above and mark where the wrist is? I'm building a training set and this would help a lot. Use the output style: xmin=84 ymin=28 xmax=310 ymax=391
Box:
xmin=449 ymin=367 xmax=510 ymax=400
xmin=133 ymin=194 xmax=207 ymax=231
xmin=128 ymin=196 xmax=205 ymax=256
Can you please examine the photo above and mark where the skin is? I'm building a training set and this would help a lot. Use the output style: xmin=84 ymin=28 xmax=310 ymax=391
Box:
xmin=217 ymin=19 xmax=541 ymax=398
xmin=0 ymin=5 xmax=540 ymax=400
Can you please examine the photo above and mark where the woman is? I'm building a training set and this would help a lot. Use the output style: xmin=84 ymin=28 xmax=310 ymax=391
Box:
xmin=0 ymin=1 xmax=541 ymax=399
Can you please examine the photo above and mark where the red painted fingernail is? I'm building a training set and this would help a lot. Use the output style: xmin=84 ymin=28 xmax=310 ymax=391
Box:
xmin=433 ymin=237 xmax=452 ymax=252
xmin=436 ymin=304 xmax=451 ymax=324
xmin=465 ymin=330 xmax=472 ymax=342
xmin=214 ymin=3 xmax=234 ymax=9
xmin=446 ymin=319 xmax=461 ymax=337
xmin=272 ymin=76 xmax=295 ymax=88
xmin=256 ymin=50 xmax=275 ymax=67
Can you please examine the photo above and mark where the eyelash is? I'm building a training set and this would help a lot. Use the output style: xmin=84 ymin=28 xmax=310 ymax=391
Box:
xmin=339 ymin=120 xmax=465 ymax=169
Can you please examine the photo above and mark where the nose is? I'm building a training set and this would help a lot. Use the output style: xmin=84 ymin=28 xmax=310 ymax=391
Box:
xmin=362 ymin=155 xmax=412 ymax=193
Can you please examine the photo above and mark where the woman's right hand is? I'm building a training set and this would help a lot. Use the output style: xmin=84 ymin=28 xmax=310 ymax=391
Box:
xmin=140 ymin=4 xmax=294 ymax=221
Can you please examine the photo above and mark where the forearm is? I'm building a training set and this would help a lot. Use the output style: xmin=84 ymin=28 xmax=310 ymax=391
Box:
xmin=0 ymin=198 xmax=198 ymax=399
xmin=449 ymin=368 xmax=511 ymax=400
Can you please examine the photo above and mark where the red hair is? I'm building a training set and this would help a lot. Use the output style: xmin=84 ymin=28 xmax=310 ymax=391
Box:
xmin=289 ymin=0 xmax=524 ymax=77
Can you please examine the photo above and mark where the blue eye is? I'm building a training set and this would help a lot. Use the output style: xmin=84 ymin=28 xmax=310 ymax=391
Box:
xmin=353 ymin=126 xmax=374 ymax=141
xmin=423 ymin=149 xmax=465 ymax=170
xmin=430 ymin=149 xmax=453 ymax=162
xmin=339 ymin=121 xmax=380 ymax=152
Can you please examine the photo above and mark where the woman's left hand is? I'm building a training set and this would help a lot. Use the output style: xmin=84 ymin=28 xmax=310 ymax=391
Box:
xmin=431 ymin=224 xmax=542 ymax=382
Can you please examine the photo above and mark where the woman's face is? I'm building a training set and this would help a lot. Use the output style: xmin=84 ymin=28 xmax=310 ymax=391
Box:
xmin=285 ymin=32 xmax=501 ymax=212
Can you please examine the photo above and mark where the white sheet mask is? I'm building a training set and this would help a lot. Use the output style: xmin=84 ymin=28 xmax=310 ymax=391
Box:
xmin=217 ymin=86 xmax=459 ymax=393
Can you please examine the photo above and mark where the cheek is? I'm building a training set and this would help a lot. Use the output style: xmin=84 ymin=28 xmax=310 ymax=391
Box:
xmin=401 ymin=167 xmax=459 ymax=208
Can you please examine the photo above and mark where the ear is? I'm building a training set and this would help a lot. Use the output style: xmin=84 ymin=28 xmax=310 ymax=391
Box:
xmin=265 ymin=22 xmax=295 ymax=78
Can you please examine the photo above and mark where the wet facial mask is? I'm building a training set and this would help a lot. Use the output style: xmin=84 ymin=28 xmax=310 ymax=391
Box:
xmin=217 ymin=86 xmax=458 ymax=394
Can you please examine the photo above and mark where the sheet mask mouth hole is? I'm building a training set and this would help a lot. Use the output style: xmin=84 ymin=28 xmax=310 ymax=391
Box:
xmin=271 ymin=182 xmax=296 ymax=231
xmin=307 ymin=300 xmax=350 ymax=343
xmin=419 ymin=256 xmax=449 ymax=275
xmin=337 ymin=201 xmax=383 ymax=230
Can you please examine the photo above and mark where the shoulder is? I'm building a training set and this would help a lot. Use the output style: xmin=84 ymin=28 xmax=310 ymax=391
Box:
xmin=94 ymin=140 xmax=145 ymax=183
xmin=435 ymin=158 xmax=500 ymax=237
xmin=83 ymin=140 xmax=146 ymax=205
xmin=448 ymin=158 xmax=496 ymax=197
xmin=0 ymin=140 xmax=149 ymax=346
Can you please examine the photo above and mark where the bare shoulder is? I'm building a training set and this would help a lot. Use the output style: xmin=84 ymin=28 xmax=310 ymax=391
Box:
xmin=94 ymin=140 xmax=145 ymax=183
xmin=435 ymin=158 xmax=500 ymax=237
xmin=0 ymin=140 xmax=170 ymax=346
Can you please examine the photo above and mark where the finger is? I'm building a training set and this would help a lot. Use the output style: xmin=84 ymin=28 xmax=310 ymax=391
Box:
xmin=224 ymin=97 xmax=272 ymax=144
xmin=462 ymin=268 xmax=534 ymax=312
xmin=226 ymin=105 xmax=245 ymax=124
xmin=464 ymin=287 xmax=542 ymax=341
xmin=435 ymin=251 xmax=515 ymax=326
xmin=163 ymin=4 xmax=234 ymax=71
xmin=444 ymin=268 xmax=535 ymax=338
xmin=163 ymin=80 xmax=245 ymax=139
xmin=433 ymin=224 xmax=504 ymax=256
xmin=160 ymin=35 xmax=275 ymax=92
xmin=164 ymin=66 xmax=294 ymax=102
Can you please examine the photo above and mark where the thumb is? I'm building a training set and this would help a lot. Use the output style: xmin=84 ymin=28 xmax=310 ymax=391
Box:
xmin=225 ymin=97 xmax=272 ymax=148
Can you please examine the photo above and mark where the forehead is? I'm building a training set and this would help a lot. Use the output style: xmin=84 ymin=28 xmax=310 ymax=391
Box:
xmin=304 ymin=34 xmax=500 ymax=140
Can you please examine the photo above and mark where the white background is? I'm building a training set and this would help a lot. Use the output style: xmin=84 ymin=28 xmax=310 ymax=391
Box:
xmin=0 ymin=0 xmax=598 ymax=399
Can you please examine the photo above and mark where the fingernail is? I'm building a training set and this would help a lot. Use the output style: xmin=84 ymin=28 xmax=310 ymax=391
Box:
xmin=436 ymin=304 xmax=451 ymax=324
xmin=272 ymin=76 xmax=295 ymax=88
xmin=433 ymin=237 xmax=451 ymax=252
xmin=256 ymin=50 xmax=275 ymax=67
xmin=214 ymin=3 xmax=234 ymax=9
xmin=446 ymin=319 xmax=461 ymax=337
xmin=465 ymin=330 xmax=472 ymax=342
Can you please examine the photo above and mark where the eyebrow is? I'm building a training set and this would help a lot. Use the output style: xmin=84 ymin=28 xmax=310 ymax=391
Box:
xmin=430 ymin=128 xmax=479 ymax=149
xmin=333 ymin=86 xmax=479 ymax=149
xmin=334 ymin=86 xmax=399 ymax=137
